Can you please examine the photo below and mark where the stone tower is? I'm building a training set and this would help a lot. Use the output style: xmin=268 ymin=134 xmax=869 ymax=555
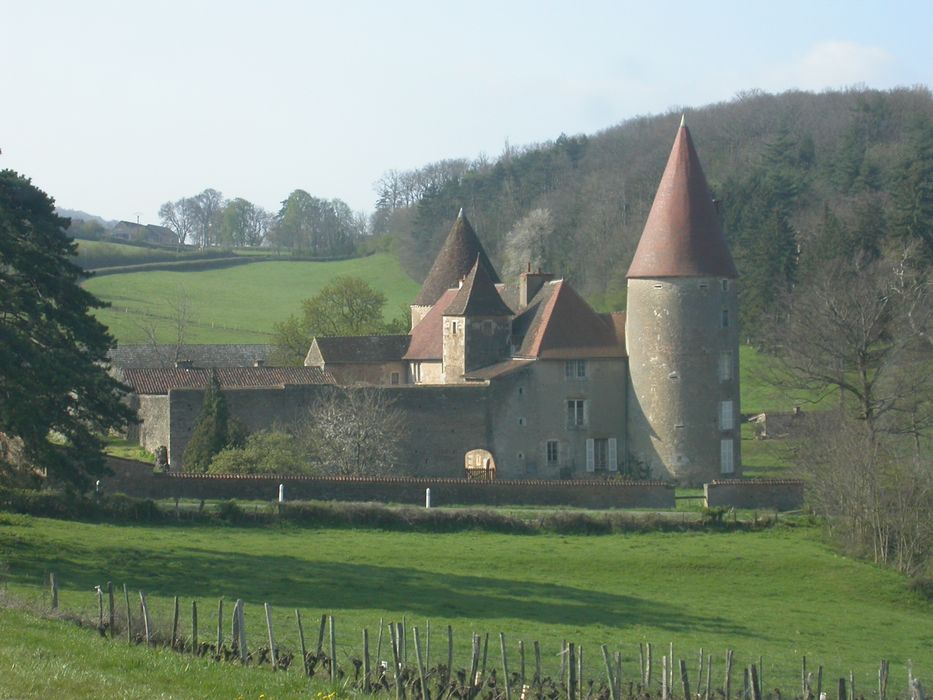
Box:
xmin=442 ymin=256 xmax=512 ymax=383
xmin=411 ymin=209 xmax=500 ymax=329
xmin=625 ymin=119 xmax=741 ymax=484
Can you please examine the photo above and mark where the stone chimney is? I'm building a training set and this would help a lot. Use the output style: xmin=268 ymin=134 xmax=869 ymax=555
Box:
xmin=519 ymin=264 xmax=554 ymax=308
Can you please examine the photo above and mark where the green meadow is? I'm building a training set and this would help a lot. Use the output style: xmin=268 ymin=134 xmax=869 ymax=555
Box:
xmin=0 ymin=513 xmax=929 ymax=699
xmin=83 ymin=254 xmax=420 ymax=344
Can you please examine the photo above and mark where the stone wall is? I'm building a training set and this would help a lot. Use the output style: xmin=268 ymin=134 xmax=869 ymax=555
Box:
xmin=704 ymin=479 xmax=804 ymax=511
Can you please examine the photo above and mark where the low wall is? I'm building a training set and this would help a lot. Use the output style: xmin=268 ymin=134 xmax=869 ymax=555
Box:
xmin=102 ymin=463 xmax=674 ymax=509
xmin=704 ymin=479 xmax=804 ymax=511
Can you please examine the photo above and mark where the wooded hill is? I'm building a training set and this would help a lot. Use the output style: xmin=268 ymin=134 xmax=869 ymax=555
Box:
xmin=376 ymin=87 xmax=933 ymax=337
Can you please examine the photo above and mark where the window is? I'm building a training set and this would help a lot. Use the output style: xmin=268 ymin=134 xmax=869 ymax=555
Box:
xmin=566 ymin=399 xmax=587 ymax=428
xmin=546 ymin=440 xmax=559 ymax=465
xmin=721 ymin=439 xmax=734 ymax=474
xmin=721 ymin=309 xmax=730 ymax=328
xmin=585 ymin=438 xmax=618 ymax=472
xmin=721 ymin=279 xmax=730 ymax=291
xmin=518 ymin=417 xmax=526 ymax=426
xmin=719 ymin=352 xmax=733 ymax=381
xmin=412 ymin=363 xmax=421 ymax=383
xmin=564 ymin=360 xmax=587 ymax=380
xmin=451 ymin=321 xmax=459 ymax=334
xmin=699 ymin=282 xmax=708 ymax=289
xmin=720 ymin=400 xmax=734 ymax=430
xmin=390 ymin=372 xmax=400 ymax=385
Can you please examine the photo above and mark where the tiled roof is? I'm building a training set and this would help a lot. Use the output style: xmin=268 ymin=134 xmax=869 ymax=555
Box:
xmin=464 ymin=358 xmax=535 ymax=380
xmin=413 ymin=210 xmax=501 ymax=306
xmin=403 ymin=288 xmax=459 ymax=360
xmin=627 ymin=123 xmax=738 ymax=279
xmin=109 ymin=344 xmax=275 ymax=369
xmin=121 ymin=366 xmax=335 ymax=395
xmin=443 ymin=256 xmax=513 ymax=317
xmin=513 ymin=281 xmax=626 ymax=359
xmin=308 ymin=335 xmax=410 ymax=364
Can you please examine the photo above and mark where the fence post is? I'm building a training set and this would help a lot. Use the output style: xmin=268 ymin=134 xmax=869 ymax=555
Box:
xmin=123 ymin=583 xmax=132 ymax=644
xmin=191 ymin=600 xmax=198 ymax=653
xmin=107 ymin=581 xmax=115 ymax=639
xmin=50 ymin=573 xmax=58 ymax=610
xmin=499 ymin=632 xmax=512 ymax=700
xmin=425 ymin=488 xmax=432 ymax=508
xmin=297 ymin=609 xmax=309 ymax=676
xmin=264 ymin=603 xmax=277 ymax=670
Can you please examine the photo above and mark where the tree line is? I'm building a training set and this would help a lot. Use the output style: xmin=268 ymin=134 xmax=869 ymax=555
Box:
xmin=158 ymin=188 xmax=368 ymax=256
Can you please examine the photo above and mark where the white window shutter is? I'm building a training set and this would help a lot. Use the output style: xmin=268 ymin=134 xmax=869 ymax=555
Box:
xmin=720 ymin=439 xmax=734 ymax=474
xmin=720 ymin=400 xmax=734 ymax=430
xmin=608 ymin=438 xmax=618 ymax=471
xmin=583 ymin=400 xmax=589 ymax=427
xmin=586 ymin=439 xmax=595 ymax=472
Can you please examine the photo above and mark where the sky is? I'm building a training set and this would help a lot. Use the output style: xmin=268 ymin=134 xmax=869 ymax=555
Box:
xmin=1 ymin=0 xmax=930 ymax=225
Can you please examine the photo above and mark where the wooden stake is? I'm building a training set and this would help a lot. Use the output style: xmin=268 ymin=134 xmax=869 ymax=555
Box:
xmin=680 ymin=659 xmax=691 ymax=700
xmin=191 ymin=600 xmax=198 ymax=653
xmin=561 ymin=640 xmax=568 ymax=683
xmin=639 ymin=643 xmax=645 ymax=688
xmin=316 ymin=614 xmax=327 ymax=656
xmin=363 ymin=627 xmax=371 ymax=692
xmin=139 ymin=591 xmax=151 ymax=647
xmin=602 ymin=645 xmax=618 ymax=700
xmin=817 ymin=666 xmax=824 ymax=700
xmin=446 ymin=624 xmax=454 ymax=687
xmin=415 ymin=626 xmax=431 ymax=700
xmin=425 ymin=619 xmax=431 ymax=670
xmin=662 ymin=656 xmax=668 ymax=700
xmin=578 ymin=645 xmax=584 ymax=700
xmin=123 ymin=583 xmax=132 ymax=644
xmin=647 ymin=643 xmax=653 ymax=688
xmin=567 ymin=643 xmax=577 ymax=700
xmin=480 ymin=632 xmax=489 ymax=678
xmin=615 ymin=651 xmax=623 ymax=700
xmin=698 ymin=649 xmax=705 ymax=695
xmin=297 ymin=610 xmax=309 ymax=676
xmin=376 ymin=618 xmax=384 ymax=667
xmin=329 ymin=615 xmax=337 ymax=683
xmin=849 ymin=670 xmax=855 ymax=700
xmin=725 ymin=650 xmax=734 ymax=700
xmin=50 ymin=573 xmax=58 ymax=610
xmin=670 ymin=643 xmax=675 ymax=691
xmin=171 ymin=595 xmax=180 ymax=649
xmin=107 ymin=581 xmax=115 ymax=639
xmin=534 ymin=641 xmax=542 ymax=686
xmin=879 ymin=659 xmax=889 ymax=700
xmin=499 ymin=633 xmax=512 ymax=700
xmin=803 ymin=656 xmax=808 ymax=699
xmin=264 ymin=603 xmax=277 ymax=670
xmin=706 ymin=654 xmax=713 ymax=700
xmin=236 ymin=599 xmax=247 ymax=664
xmin=519 ymin=639 xmax=526 ymax=690
xmin=750 ymin=665 xmax=761 ymax=700
xmin=469 ymin=633 xmax=480 ymax=693
xmin=97 ymin=586 xmax=104 ymax=630
xmin=837 ymin=677 xmax=846 ymax=700
xmin=216 ymin=599 xmax=224 ymax=652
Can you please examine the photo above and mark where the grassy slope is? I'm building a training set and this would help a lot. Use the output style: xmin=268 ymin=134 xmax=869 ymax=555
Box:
xmin=84 ymin=254 xmax=420 ymax=344
xmin=1 ymin=514 xmax=929 ymax=696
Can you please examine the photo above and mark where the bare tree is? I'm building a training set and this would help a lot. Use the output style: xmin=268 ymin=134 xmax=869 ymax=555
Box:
xmin=501 ymin=208 xmax=553 ymax=281
xmin=136 ymin=285 xmax=193 ymax=366
xmin=300 ymin=388 xmax=407 ymax=476
xmin=158 ymin=198 xmax=196 ymax=247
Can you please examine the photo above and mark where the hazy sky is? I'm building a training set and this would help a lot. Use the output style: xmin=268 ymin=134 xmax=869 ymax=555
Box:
xmin=2 ymin=0 xmax=930 ymax=224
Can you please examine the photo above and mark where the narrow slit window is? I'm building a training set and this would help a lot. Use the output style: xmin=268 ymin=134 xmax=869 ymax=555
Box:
xmin=721 ymin=309 xmax=730 ymax=328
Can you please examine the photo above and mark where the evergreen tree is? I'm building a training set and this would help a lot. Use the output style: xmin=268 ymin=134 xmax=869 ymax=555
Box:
xmin=0 ymin=170 xmax=135 ymax=488
xmin=183 ymin=372 xmax=245 ymax=472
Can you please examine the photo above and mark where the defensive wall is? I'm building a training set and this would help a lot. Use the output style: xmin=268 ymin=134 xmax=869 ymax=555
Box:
xmin=704 ymin=479 xmax=804 ymax=511
xmin=105 ymin=458 xmax=807 ymax=511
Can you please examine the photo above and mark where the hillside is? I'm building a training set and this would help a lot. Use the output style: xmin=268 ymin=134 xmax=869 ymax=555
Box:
xmin=83 ymin=253 xmax=420 ymax=344
xmin=377 ymin=87 xmax=933 ymax=334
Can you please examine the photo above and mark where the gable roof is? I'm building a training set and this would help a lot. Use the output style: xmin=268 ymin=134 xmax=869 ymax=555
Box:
xmin=413 ymin=210 xmax=501 ymax=306
xmin=443 ymin=256 xmax=513 ymax=317
xmin=308 ymin=335 xmax=410 ymax=364
xmin=513 ymin=280 xmax=626 ymax=359
xmin=627 ymin=122 xmax=738 ymax=279
xmin=403 ymin=288 xmax=459 ymax=360
xmin=109 ymin=344 xmax=275 ymax=369
xmin=121 ymin=366 xmax=334 ymax=395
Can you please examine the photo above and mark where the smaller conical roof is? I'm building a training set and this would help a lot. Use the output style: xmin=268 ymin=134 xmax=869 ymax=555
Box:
xmin=627 ymin=123 xmax=738 ymax=279
xmin=414 ymin=210 xmax=501 ymax=306
xmin=444 ymin=256 xmax=513 ymax=317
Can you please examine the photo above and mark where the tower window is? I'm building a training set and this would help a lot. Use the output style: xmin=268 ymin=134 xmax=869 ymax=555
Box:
xmin=721 ymin=279 xmax=730 ymax=291
xmin=390 ymin=372 xmax=400 ymax=385
xmin=721 ymin=439 xmax=735 ymax=474
xmin=719 ymin=352 xmax=733 ymax=381
xmin=518 ymin=417 xmax=526 ymax=426
xmin=720 ymin=400 xmax=734 ymax=430
xmin=721 ymin=309 xmax=730 ymax=328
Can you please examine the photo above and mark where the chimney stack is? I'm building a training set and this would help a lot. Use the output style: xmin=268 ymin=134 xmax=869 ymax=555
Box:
xmin=519 ymin=269 xmax=554 ymax=308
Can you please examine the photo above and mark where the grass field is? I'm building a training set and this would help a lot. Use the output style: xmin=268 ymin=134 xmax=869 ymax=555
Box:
xmin=1 ymin=513 xmax=929 ymax=699
xmin=84 ymin=254 xmax=421 ymax=344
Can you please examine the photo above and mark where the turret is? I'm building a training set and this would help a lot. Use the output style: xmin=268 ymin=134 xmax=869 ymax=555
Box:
xmin=411 ymin=209 xmax=500 ymax=329
xmin=625 ymin=118 xmax=741 ymax=484
xmin=442 ymin=256 xmax=512 ymax=383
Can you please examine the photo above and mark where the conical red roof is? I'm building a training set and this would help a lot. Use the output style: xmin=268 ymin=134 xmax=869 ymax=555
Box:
xmin=627 ymin=123 xmax=737 ymax=279
xmin=414 ymin=210 xmax=501 ymax=306
xmin=444 ymin=256 xmax=513 ymax=317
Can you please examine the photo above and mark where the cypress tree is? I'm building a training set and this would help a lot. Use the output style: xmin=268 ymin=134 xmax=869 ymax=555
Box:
xmin=183 ymin=372 xmax=231 ymax=472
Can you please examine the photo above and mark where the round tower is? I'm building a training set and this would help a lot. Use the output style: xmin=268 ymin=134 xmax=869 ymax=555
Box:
xmin=625 ymin=119 xmax=741 ymax=485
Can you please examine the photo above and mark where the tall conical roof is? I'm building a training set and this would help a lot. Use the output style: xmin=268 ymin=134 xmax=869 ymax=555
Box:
xmin=627 ymin=123 xmax=738 ymax=279
xmin=444 ymin=255 xmax=513 ymax=317
xmin=414 ymin=210 xmax=501 ymax=306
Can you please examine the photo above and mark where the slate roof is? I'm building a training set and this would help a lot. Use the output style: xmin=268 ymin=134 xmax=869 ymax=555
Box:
xmin=443 ymin=256 xmax=513 ymax=317
xmin=403 ymin=288 xmax=459 ymax=360
xmin=464 ymin=358 xmax=535 ymax=380
xmin=308 ymin=335 xmax=410 ymax=364
xmin=512 ymin=281 xmax=626 ymax=359
xmin=413 ymin=210 xmax=501 ymax=306
xmin=109 ymin=344 xmax=275 ymax=369
xmin=627 ymin=122 xmax=738 ymax=279
xmin=121 ymin=366 xmax=335 ymax=395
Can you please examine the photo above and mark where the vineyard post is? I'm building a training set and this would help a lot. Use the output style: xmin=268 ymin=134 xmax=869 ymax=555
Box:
xmin=446 ymin=624 xmax=453 ymax=687
xmin=139 ymin=591 xmax=151 ymax=647
xmin=680 ymin=659 xmax=691 ymax=700
xmin=758 ymin=656 xmax=763 ymax=695
xmin=698 ymin=649 xmax=704 ymax=695
xmin=107 ymin=581 xmax=115 ymax=639
xmin=236 ymin=599 xmax=247 ymax=664
xmin=171 ymin=595 xmax=180 ymax=649
xmin=639 ymin=644 xmax=645 ymax=690
xmin=480 ymin=632 xmax=489 ymax=678
xmin=425 ymin=619 xmax=431 ymax=670
xmin=468 ymin=633 xmax=480 ymax=693
xmin=216 ymin=599 xmax=224 ymax=652
xmin=879 ymin=660 xmax=889 ymax=700
xmin=390 ymin=625 xmax=403 ymax=700
xmin=662 ymin=656 xmax=668 ymax=700
xmin=705 ymin=654 xmax=713 ymax=700
xmin=519 ymin=640 xmax=525 ymax=690
xmin=669 ymin=643 xmax=674 ymax=690
xmin=96 ymin=585 xmax=104 ymax=630
xmin=264 ymin=603 xmax=277 ymax=670
xmin=363 ymin=627 xmax=371 ymax=692
xmin=376 ymin=618 xmax=384 ymax=669
xmin=329 ymin=615 xmax=337 ymax=683
xmin=191 ymin=600 xmax=198 ymax=653
xmin=123 ymin=583 xmax=131 ymax=644
xmin=802 ymin=656 xmax=808 ymax=699
xmin=647 ymin=643 xmax=653 ymax=688
xmin=50 ymin=572 xmax=58 ymax=610
xmin=743 ymin=667 xmax=750 ymax=700
xmin=567 ymin=643 xmax=577 ymax=700
xmin=578 ymin=645 xmax=584 ymax=700
xmin=414 ymin=626 xmax=431 ymax=700
xmin=615 ymin=651 xmax=623 ymax=700
xmin=751 ymin=665 xmax=762 ymax=700
xmin=602 ymin=645 xmax=618 ymax=700
xmin=561 ymin=640 xmax=568 ymax=683
xmin=316 ymin=614 xmax=327 ymax=656
xmin=297 ymin=610 xmax=309 ymax=677
xmin=817 ymin=665 xmax=823 ymax=700
xmin=499 ymin=633 xmax=512 ymax=700
xmin=849 ymin=670 xmax=855 ymax=700
xmin=725 ymin=649 xmax=734 ymax=700
xmin=534 ymin=641 xmax=542 ymax=686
